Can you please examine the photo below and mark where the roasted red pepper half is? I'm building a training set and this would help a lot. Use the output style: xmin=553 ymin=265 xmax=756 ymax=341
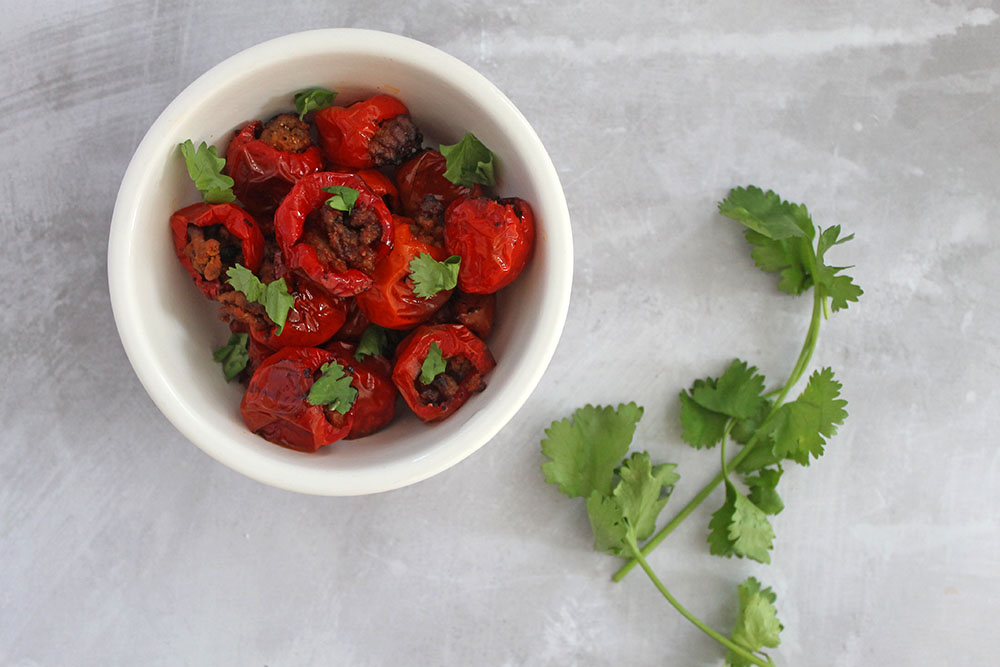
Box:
xmin=225 ymin=117 xmax=324 ymax=216
xmin=274 ymin=172 xmax=394 ymax=297
xmin=444 ymin=197 xmax=535 ymax=294
xmin=314 ymin=94 xmax=422 ymax=168
xmin=240 ymin=347 xmax=354 ymax=452
xmin=392 ymin=324 xmax=496 ymax=422
xmin=356 ymin=217 xmax=453 ymax=330
xmin=250 ymin=278 xmax=347 ymax=349
xmin=323 ymin=341 xmax=397 ymax=439
xmin=170 ymin=202 xmax=265 ymax=299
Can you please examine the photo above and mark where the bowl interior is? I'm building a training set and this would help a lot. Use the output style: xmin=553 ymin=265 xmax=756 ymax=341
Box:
xmin=109 ymin=30 xmax=571 ymax=495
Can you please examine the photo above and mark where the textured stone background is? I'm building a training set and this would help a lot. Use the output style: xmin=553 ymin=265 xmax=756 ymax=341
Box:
xmin=2 ymin=1 xmax=998 ymax=664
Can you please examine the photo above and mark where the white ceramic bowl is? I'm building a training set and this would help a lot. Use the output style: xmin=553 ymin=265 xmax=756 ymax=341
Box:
xmin=108 ymin=29 xmax=572 ymax=495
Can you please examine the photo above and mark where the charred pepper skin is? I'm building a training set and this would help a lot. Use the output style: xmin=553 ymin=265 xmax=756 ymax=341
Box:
xmin=392 ymin=324 xmax=496 ymax=422
xmin=240 ymin=347 xmax=354 ymax=452
xmin=274 ymin=172 xmax=395 ymax=297
xmin=356 ymin=218 xmax=453 ymax=330
xmin=444 ymin=197 xmax=535 ymax=294
xmin=314 ymin=94 xmax=420 ymax=168
xmin=170 ymin=202 xmax=265 ymax=299
xmin=225 ymin=120 xmax=324 ymax=216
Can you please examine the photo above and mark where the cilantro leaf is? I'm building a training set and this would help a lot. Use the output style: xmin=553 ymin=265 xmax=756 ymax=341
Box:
xmin=730 ymin=399 xmax=771 ymax=445
xmin=584 ymin=451 xmax=679 ymax=555
xmin=718 ymin=186 xmax=811 ymax=241
xmin=212 ymin=333 xmax=249 ymax=382
xmin=733 ymin=441 xmax=783 ymax=474
xmin=178 ymin=139 xmax=235 ymax=204
xmin=355 ymin=324 xmax=389 ymax=361
xmin=261 ymin=278 xmax=295 ymax=335
xmin=225 ymin=264 xmax=263 ymax=302
xmin=440 ymin=132 xmax=497 ymax=187
xmin=294 ymin=87 xmax=337 ymax=120
xmin=708 ymin=482 xmax=775 ymax=563
xmin=306 ymin=361 xmax=358 ymax=414
xmin=728 ymin=487 xmax=775 ymax=564
xmin=541 ymin=403 xmax=643 ymax=499
xmin=679 ymin=386 xmax=729 ymax=449
xmin=419 ymin=342 xmax=447 ymax=385
xmin=225 ymin=264 xmax=295 ymax=335
xmin=408 ymin=253 xmax=460 ymax=299
xmin=690 ymin=359 xmax=766 ymax=420
xmin=765 ymin=367 xmax=848 ymax=465
xmin=322 ymin=185 xmax=359 ymax=213
xmin=726 ymin=577 xmax=783 ymax=667
xmin=746 ymin=468 xmax=784 ymax=515
xmin=586 ymin=491 xmax=630 ymax=555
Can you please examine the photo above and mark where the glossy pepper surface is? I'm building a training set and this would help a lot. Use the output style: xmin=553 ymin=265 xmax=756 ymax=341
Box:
xmin=274 ymin=172 xmax=394 ymax=297
xmin=170 ymin=202 xmax=265 ymax=299
xmin=314 ymin=94 xmax=410 ymax=168
xmin=356 ymin=218 xmax=453 ymax=330
xmin=249 ymin=277 xmax=347 ymax=349
xmin=396 ymin=149 xmax=482 ymax=219
xmin=240 ymin=347 xmax=353 ymax=452
xmin=225 ymin=120 xmax=324 ymax=216
xmin=392 ymin=324 xmax=496 ymax=422
xmin=323 ymin=341 xmax=397 ymax=439
xmin=444 ymin=197 xmax=535 ymax=294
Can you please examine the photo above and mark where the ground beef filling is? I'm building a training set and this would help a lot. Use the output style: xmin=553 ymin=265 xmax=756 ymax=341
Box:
xmin=184 ymin=224 xmax=242 ymax=282
xmin=216 ymin=243 xmax=281 ymax=330
xmin=415 ymin=355 xmax=485 ymax=406
xmin=301 ymin=204 xmax=381 ymax=275
xmin=368 ymin=114 xmax=423 ymax=167
xmin=409 ymin=195 xmax=446 ymax=247
xmin=259 ymin=113 xmax=313 ymax=153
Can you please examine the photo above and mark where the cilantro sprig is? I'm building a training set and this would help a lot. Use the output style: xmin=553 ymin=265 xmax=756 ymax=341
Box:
xmin=419 ymin=342 xmax=447 ymax=384
xmin=408 ymin=253 xmax=460 ymax=299
xmin=440 ymin=132 xmax=496 ymax=187
xmin=178 ymin=139 xmax=235 ymax=204
xmin=294 ymin=87 xmax=337 ymax=120
xmin=306 ymin=361 xmax=357 ymax=414
xmin=542 ymin=186 xmax=859 ymax=666
xmin=355 ymin=324 xmax=390 ymax=361
xmin=225 ymin=264 xmax=295 ymax=335
xmin=322 ymin=186 xmax=359 ymax=213
xmin=212 ymin=333 xmax=249 ymax=382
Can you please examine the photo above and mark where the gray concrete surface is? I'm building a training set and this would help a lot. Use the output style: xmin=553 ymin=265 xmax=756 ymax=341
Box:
xmin=2 ymin=1 xmax=998 ymax=664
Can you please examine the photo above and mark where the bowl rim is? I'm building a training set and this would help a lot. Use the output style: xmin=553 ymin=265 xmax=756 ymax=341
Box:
xmin=107 ymin=28 xmax=573 ymax=495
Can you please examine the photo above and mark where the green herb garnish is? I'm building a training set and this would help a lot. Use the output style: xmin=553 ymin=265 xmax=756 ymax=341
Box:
xmin=408 ymin=253 xmax=460 ymax=299
xmin=439 ymin=132 xmax=496 ymax=187
xmin=322 ymin=185 xmax=359 ymax=213
xmin=225 ymin=264 xmax=295 ymax=335
xmin=355 ymin=325 xmax=390 ymax=361
xmin=419 ymin=342 xmax=446 ymax=384
xmin=306 ymin=361 xmax=357 ymax=415
xmin=294 ymin=87 xmax=337 ymax=120
xmin=178 ymin=139 xmax=235 ymax=204
xmin=212 ymin=333 xmax=249 ymax=382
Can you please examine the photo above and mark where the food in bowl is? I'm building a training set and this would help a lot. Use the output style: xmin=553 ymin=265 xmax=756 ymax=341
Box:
xmin=170 ymin=87 xmax=535 ymax=452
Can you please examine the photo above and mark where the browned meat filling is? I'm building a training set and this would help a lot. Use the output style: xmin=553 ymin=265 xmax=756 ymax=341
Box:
xmin=217 ymin=243 xmax=281 ymax=329
xmin=415 ymin=355 xmax=485 ymax=406
xmin=408 ymin=195 xmax=446 ymax=247
xmin=260 ymin=113 xmax=313 ymax=153
xmin=184 ymin=224 xmax=241 ymax=282
xmin=301 ymin=204 xmax=382 ymax=275
xmin=368 ymin=114 xmax=422 ymax=167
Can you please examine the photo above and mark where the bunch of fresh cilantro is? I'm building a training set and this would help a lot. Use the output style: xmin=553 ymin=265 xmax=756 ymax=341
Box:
xmin=541 ymin=186 xmax=861 ymax=666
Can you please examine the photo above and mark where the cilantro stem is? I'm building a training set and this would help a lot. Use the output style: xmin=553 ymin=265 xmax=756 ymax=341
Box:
xmin=612 ymin=287 xmax=824 ymax=582
xmin=625 ymin=535 xmax=772 ymax=667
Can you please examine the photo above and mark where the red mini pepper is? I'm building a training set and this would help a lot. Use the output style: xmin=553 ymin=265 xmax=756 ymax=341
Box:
xmin=428 ymin=291 xmax=497 ymax=339
xmin=323 ymin=341 xmax=397 ymax=439
xmin=274 ymin=172 xmax=394 ymax=297
xmin=356 ymin=218 xmax=453 ymax=330
xmin=240 ymin=347 xmax=354 ymax=452
xmin=225 ymin=120 xmax=324 ymax=216
xmin=396 ymin=149 xmax=482 ymax=219
xmin=170 ymin=202 xmax=265 ymax=299
xmin=392 ymin=324 xmax=496 ymax=422
xmin=444 ymin=197 xmax=535 ymax=294
xmin=249 ymin=277 xmax=347 ymax=349
xmin=314 ymin=94 xmax=415 ymax=168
